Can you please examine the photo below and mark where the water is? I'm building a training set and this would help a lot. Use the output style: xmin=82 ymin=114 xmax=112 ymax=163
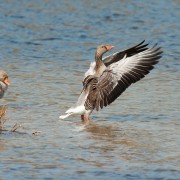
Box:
xmin=0 ymin=0 xmax=180 ymax=179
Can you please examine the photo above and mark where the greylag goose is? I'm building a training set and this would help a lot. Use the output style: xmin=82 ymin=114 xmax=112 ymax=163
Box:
xmin=0 ymin=70 xmax=10 ymax=99
xmin=59 ymin=41 xmax=162 ymax=122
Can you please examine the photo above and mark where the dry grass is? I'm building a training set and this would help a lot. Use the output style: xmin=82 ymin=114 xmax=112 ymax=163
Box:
xmin=0 ymin=105 xmax=22 ymax=133
xmin=0 ymin=105 xmax=41 ymax=135
xmin=0 ymin=105 xmax=21 ymax=132
xmin=0 ymin=105 xmax=7 ymax=131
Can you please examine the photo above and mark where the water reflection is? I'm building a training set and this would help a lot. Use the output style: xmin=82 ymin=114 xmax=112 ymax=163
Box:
xmin=86 ymin=123 xmax=117 ymax=138
xmin=81 ymin=120 xmax=172 ymax=163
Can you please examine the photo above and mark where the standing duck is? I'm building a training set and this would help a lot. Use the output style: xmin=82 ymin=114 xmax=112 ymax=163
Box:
xmin=59 ymin=40 xmax=162 ymax=122
xmin=0 ymin=70 xmax=10 ymax=99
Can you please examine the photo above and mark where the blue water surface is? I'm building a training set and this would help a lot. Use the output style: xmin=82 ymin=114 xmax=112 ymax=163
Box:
xmin=0 ymin=0 xmax=180 ymax=179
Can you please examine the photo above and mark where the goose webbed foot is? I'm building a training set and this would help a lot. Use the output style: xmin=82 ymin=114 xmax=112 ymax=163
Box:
xmin=81 ymin=115 xmax=85 ymax=122
xmin=86 ymin=115 xmax=90 ymax=123
xmin=81 ymin=114 xmax=90 ymax=124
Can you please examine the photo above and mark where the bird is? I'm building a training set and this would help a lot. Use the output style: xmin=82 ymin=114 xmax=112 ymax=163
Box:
xmin=59 ymin=40 xmax=162 ymax=122
xmin=0 ymin=70 xmax=10 ymax=99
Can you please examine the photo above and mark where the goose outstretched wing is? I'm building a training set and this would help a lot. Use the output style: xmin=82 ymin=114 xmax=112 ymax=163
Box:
xmin=84 ymin=44 xmax=162 ymax=111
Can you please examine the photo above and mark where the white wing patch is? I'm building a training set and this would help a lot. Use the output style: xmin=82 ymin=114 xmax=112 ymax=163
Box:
xmin=108 ymin=46 xmax=161 ymax=90
xmin=83 ymin=53 xmax=119 ymax=79
xmin=84 ymin=62 xmax=96 ymax=78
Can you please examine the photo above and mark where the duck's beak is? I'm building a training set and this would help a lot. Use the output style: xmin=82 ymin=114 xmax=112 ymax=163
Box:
xmin=105 ymin=45 xmax=115 ymax=50
xmin=4 ymin=78 xmax=10 ymax=85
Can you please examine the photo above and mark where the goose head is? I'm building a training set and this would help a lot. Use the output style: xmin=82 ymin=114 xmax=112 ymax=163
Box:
xmin=95 ymin=45 xmax=114 ymax=59
xmin=0 ymin=70 xmax=10 ymax=86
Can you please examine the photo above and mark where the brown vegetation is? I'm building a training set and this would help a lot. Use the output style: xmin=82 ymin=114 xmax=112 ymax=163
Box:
xmin=0 ymin=105 xmax=41 ymax=135
xmin=0 ymin=105 xmax=22 ymax=133
xmin=0 ymin=105 xmax=7 ymax=131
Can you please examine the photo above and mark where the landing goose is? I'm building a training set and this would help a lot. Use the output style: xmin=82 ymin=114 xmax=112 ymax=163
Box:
xmin=0 ymin=70 xmax=10 ymax=98
xmin=59 ymin=41 xmax=162 ymax=122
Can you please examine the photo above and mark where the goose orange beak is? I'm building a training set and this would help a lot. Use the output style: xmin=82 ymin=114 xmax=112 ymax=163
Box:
xmin=105 ymin=45 xmax=115 ymax=50
xmin=4 ymin=78 xmax=10 ymax=85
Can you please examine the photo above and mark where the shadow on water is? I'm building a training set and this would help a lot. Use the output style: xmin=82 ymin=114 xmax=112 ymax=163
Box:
xmin=86 ymin=123 xmax=117 ymax=138
xmin=81 ymin=120 xmax=140 ymax=152
xmin=74 ymin=119 xmax=177 ymax=163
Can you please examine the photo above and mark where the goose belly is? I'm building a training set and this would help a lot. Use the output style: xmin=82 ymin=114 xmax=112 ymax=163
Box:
xmin=65 ymin=105 xmax=86 ymax=115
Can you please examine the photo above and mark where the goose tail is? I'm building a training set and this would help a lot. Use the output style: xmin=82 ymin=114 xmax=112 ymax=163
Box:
xmin=59 ymin=113 xmax=72 ymax=119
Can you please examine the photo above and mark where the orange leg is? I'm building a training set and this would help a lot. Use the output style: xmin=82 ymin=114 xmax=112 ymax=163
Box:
xmin=81 ymin=115 xmax=84 ymax=121
xmin=86 ymin=114 xmax=90 ymax=123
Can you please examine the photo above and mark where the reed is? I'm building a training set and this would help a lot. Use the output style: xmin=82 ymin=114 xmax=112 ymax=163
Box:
xmin=0 ymin=105 xmax=7 ymax=131
xmin=0 ymin=105 xmax=40 ymax=135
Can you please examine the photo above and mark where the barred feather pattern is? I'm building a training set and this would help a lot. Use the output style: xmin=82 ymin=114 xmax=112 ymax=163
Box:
xmin=84 ymin=44 xmax=163 ymax=111
xmin=83 ymin=76 xmax=98 ymax=110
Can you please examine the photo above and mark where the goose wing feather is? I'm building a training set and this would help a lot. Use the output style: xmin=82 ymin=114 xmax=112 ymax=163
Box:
xmin=84 ymin=44 xmax=163 ymax=111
